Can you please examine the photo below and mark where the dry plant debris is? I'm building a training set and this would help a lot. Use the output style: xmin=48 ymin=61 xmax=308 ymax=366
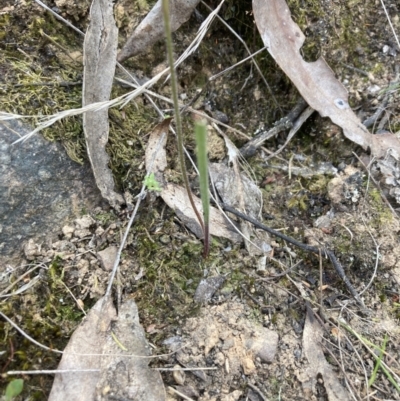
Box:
xmin=253 ymin=0 xmax=400 ymax=159
xmin=1 ymin=0 xmax=400 ymax=399
xmin=118 ymin=0 xmax=201 ymax=62
xmin=301 ymin=307 xmax=351 ymax=400
xmin=145 ymin=119 xmax=242 ymax=242
xmin=82 ymin=0 xmax=124 ymax=209
xmin=49 ymin=297 xmax=165 ymax=401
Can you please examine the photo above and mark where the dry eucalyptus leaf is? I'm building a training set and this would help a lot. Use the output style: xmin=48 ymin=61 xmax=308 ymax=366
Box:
xmin=49 ymin=297 xmax=166 ymax=401
xmin=301 ymin=308 xmax=351 ymax=400
xmin=252 ymin=0 xmax=400 ymax=159
xmin=83 ymin=0 xmax=124 ymax=209
xmin=49 ymin=296 xmax=116 ymax=401
xmin=163 ymin=183 xmax=242 ymax=242
xmin=144 ymin=118 xmax=171 ymax=186
xmin=144 ymin=120 xmax=242 ymax=243
xmin=209 ymin=162 xmax=270 ymax=255
xmin=118 ymin=0 xmax=201 ymax=62
xmin=94 ymin=299 xmax=166 ymax=400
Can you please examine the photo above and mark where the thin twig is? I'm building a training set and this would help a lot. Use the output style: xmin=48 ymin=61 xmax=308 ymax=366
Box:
xmin=378 ymin=0 xmax=400 ymax=50
xmin=241 ymin=284 xmax=264 ymax=306
xmin=208 ymin=47 xmax=267 ymax=82
xmin=202 ymin=0 xmax=280 ymax=110
xmin=340 ymin=63 xmax=370 ymax=77
xmin=240 ymin=98 xmax=308 ymax=158
xmin=339 ymin=304 xmax=370 ymax=401
xmin=319 ymin=248 xmax=323 ymax=310
xmin=32 ymin=0 xmax=163 ymax=119
xmin=11 ymin=81 xmax=82 ymax=88
xmin=339 ymin=319 xmax=400 ymax=390
xmin=32 ymin=0 xmax=83 ymax=35
xmin=0 ymin=263 xmax=45 ymax=297
xmin=7 ymin=369 xmax=100 ymax=375
xmin=40 ymin=30 xmax=80 ymax=64
xmin=154 ymin=367 xmax=217 ymax=371
xmin=104 ymin=131 xmax=167 ymax=298
xmin=353 ymin=152 xmax=398 ymax=218
xmin=0 ymin=312 xmax=64 ymax=354
xmin=59 ymin=280 xmax=86 ymax=315
xmin=358 ymin=216 xmax=381 ymax=297
xmin=247 ymin=383 xmax=267 ymax=401
xmin=167 ymin=386 xmax=196 ymax=401
xmin=258 ymin=260 xmax=302 ymax=280
xmin=362 ymin=94 xmax=389 ymax=129
xmin=320 ymin=341 xmax=361 ymax=401
xmin=264 ymin=106 xmax=314 ymax=161
xmin=309 ymin=306 xmax=362 ymax=401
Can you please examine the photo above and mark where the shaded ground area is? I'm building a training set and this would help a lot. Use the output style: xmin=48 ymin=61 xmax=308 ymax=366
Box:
xmin=1 ymin=0 xmax=400 ymax=400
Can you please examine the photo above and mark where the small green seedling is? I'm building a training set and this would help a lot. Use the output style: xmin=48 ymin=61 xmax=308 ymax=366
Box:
xmin=5 ymin=379 xmax=24 ymax=401
xmin=143 ymin=173 xmax=162 ymax=192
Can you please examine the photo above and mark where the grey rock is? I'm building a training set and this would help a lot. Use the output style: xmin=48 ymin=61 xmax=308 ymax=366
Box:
xmin=194 ymin=275 xmax=225 ymax=303
xmin=97 ymin=246 xmax=118 ymax=271
xmin=244 ymin=326 xmax=279 ymax=363
xmin=0 ymin=119 xmax=103 ymax=274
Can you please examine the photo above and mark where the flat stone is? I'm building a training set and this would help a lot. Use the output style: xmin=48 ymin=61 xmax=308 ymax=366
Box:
xmin=194 ymin=275 xmax=225 ymax=303
xmin=244 ymin=326 xmax=279 ymax=363
xmin=0 ymin=119 xmax=103 ymax=279
xmin=97 ymin=246 xmax=118 ymax=271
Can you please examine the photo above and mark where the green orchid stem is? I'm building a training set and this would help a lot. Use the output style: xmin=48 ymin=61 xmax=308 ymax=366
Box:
xmin=161 ymin=0 xmax=205 ymax=237
xmin=195 ymin=120 xmax=210 ymax=258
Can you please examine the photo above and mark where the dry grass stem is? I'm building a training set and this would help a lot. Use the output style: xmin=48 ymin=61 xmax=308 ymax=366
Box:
xmin=167 ymin=386 xmax=196 ymax=401
xmin=0 ymin=263 xmax=44 ymax=298
xmin=7 ymin=369 xmax=100 ymax=375
xmin=209 ymin=47 xmax=267 ymax=82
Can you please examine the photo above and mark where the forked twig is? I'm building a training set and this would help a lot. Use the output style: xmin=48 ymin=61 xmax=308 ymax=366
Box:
xmin=240 ymin=98 xmax=308 ymax=158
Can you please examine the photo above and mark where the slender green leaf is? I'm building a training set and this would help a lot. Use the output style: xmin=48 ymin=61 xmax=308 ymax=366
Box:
xmin=195 ymin=120 xmax=210 ymax=256
xmin=340 ymin=321 xmax=400 ymax=393
xmin=368 ymin=335 xmax=388 ymax=387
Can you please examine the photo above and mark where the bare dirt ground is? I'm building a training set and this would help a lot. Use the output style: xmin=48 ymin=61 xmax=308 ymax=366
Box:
xmin=1 ymin=0 xmax=400 ymax=400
